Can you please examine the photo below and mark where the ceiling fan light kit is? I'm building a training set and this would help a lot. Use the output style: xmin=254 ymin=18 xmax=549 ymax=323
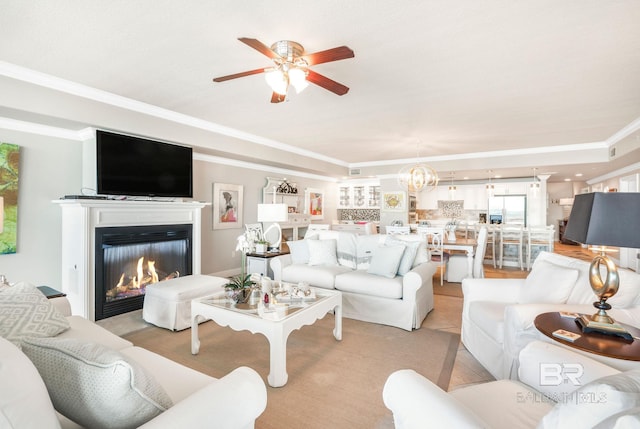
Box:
xmin=213 ymin=37 xmax=354 ymax=103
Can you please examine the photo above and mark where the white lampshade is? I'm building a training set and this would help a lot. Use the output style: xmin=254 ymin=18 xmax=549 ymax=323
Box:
xmin=264 ymin=69 xmax=288 ymax=95
xmin=257 ymin=204 xmax=289 ymax=222
xmin=288 ymin=67 xmax=308 ymax=93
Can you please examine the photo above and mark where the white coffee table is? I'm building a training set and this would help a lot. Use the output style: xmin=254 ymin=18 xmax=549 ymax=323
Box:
xmin=191 ymin=287 xmax=342 ymax=387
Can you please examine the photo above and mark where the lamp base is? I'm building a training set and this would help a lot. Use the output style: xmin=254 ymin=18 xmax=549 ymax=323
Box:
xmin=576 ymin=314 xmax=633 ymax=341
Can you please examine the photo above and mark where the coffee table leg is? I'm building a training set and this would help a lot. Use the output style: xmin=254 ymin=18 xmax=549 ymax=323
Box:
xmin=267 ymin=329 xmax=288 ymax=388
xmin=191 ymin=314 xmax=201 ymax=355
xmin=333 ymin=304 xmax=343 ymax=341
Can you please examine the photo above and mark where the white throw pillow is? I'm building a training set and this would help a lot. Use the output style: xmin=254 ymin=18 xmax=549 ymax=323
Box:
xmin=518 ymin=260 xmax=579 ymax=304
xmin=21 ymin=336 xmax=173 ymax=429
xmin=0 ymin=282 xmax=70 ymax=347
xmin=0 ymin=337 xmax=61 ymax=428
xmin=367 ymin=244 xmax=406 ymax=278
xmin=386 ymin=236 xmax=420 ymax=275
xmin=287 ymin=239 xmax=311 ymax=264
xmin=538 ymin=370 xmax=640 ymax=429
xmin=308 ymin=239 xmax=339 ymax=266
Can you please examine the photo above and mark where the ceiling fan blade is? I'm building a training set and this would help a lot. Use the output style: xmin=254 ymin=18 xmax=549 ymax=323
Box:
xmin=212 ymin=67 xmax=267 ymax=82
xmin=238 ymin=37 xmax=280 ymax=60
xmin=271 ymin=92 xmax=286 ymax=103
xmin=303 ymin=46 xmax=354 ymax=66
xmin=306 ymin=70 xmax=350 ymax=96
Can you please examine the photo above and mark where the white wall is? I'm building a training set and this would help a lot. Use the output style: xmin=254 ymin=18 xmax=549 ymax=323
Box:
xmin=0 ymin=129 xmax=82 ymax=288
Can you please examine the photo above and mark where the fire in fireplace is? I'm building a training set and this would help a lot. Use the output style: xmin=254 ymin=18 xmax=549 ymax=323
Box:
xmin=95 ymin=224 xmax=192 ymax=320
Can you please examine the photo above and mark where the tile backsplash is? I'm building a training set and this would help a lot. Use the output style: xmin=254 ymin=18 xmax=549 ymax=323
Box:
xmin=338 ymin=209 xmax=380 ymax=221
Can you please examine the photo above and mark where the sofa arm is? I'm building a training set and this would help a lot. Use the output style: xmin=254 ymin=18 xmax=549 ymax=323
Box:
xmin=383 ymin=369 xmax=485 ymax=429
xmin=518 ymin=341 xmax=620 ymax=400
xmin=270 ymin=254 xmax=292 ymax=282
xmin=49 ymin=296 xmax=72 ymax=317
xmin=403 ymin=261 xmax=437 ymax=295
xmin=139 ymin=366 xmax=267 ymax=429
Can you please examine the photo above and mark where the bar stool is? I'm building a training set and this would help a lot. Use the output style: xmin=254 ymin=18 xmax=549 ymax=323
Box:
xmin=526 ymin=226 xmax=555 ymax=270
xmin=499 ymin=224 xmax=524 ymax=270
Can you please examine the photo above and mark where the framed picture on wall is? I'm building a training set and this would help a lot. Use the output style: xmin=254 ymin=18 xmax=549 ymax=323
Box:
xmin=305 ymin=188 xmax=324 ymax=220
xmin=212 ymin=183 xmax=243 ymax=230
xmin=382 ymin=192 xmax=406 ymax=211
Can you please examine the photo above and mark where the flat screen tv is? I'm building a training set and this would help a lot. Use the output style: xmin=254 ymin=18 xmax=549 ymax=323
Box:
xmin=96 ymin=130 xmax=193 ymax=198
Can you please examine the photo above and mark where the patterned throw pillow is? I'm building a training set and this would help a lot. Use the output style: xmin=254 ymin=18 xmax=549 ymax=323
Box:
xmin=21 ymin=336 xmax=173 ymax=429
xmin=0 ymin=282 xmax=70 ymax=347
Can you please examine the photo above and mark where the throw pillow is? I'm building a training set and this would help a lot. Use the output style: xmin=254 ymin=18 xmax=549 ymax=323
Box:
xmin=518 ymin=260 xmax=579 ymax=304
xmin=385 ymin=236 xmax=421 ymax=275
xmin=0 ymin=337 xmax=61 ymax=429
xmin=21 ymin=336 xmax=173 ymax=429
xmin=538 ymin=370 xmax=640 ymax=429
xmin=367 ymin=244 xmax=406 ymax=278
xmin=287 ymin=239 xmax=311 ymax=264
xmin=0 ymin=282 xmax=70 ymax=347
xmin=308 ymin=239 xmax=339 ymax=266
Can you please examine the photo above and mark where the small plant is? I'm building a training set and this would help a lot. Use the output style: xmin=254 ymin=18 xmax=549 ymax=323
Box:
xmin=225 ymin=273 xmax=254 ymax=290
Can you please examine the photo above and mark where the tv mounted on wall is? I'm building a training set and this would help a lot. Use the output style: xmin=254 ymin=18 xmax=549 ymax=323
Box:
xmin=96 ymin=130 xmax=193 ymax=198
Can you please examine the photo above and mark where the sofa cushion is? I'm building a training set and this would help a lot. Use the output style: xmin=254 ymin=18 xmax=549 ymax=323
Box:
xmin=281 ymin=264 xmax=352 ymax=289
xmin=287 ymin=239 xmax=312 ymax=264
xmin=57 ymin=315 xmax=134 ymax=351
xmin=608 ymin=268 xmax=640 ymax=309
xmin=518 ymin=259 xmax=579 ymax=304
xmin=356 ymin=234 xmax=383 ymax=269
xmin=21 ymin=336 xmax=173 ymax=429
xmin=539 ymin=370 xmax=640 ymax=429
xmin=386 ymin=236 xmax=421 ymax=275
xmin=308 ymin=239 xmax=339 ymax=266
xmin=0 ymin=337 xmax=61 ymax=429
xmin=0 ymin=282 xmax=70 ymax=347
xmin=468 ymin=301 xmax=508 ymax=343
xmin=335 ymin=270 xmax=404 ymax=299
xmin=367 ymin=244 xmax=406 ymax=278
xmin=388 ymin=234 xmax=429 ymax=267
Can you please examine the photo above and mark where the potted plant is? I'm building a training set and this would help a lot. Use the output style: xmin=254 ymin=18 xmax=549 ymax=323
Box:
xmin=225 ymin=232 xmax=257 ymax=303
xmin=255 ymin=239 xmax=269 ymax=254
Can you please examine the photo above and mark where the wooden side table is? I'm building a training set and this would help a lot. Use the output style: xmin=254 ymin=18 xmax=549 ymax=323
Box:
xmin=534 ymin=312 xmax=640 ymax=362
xmin=246 ymin=250 xmax=289 ymax=279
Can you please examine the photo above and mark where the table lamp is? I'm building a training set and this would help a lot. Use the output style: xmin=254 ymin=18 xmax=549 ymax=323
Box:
xmin=564 ymin=192 xmax=640 ymax=337
xmin=257 ymin=203 xmax=288 ymax=251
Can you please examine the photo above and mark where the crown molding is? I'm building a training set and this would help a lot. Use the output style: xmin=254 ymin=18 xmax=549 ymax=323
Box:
xmin=587 ymin=161 xmax=640 ymax=185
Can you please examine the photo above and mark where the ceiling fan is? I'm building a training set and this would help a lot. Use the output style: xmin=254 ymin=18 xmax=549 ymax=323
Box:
xmin=212 ymin=37 xmax=355 ymax=103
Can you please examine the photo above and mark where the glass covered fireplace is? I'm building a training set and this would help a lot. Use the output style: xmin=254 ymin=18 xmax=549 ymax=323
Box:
xmin=95 ymin=224 xmax=192 ymax=320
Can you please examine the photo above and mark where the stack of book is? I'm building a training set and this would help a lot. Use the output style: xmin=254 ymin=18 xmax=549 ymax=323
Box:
xmin=576 ymin=314 xmax=634 ymax=341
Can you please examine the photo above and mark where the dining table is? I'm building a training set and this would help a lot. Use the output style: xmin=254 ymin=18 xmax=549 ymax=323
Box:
xmin=442 ymin=237 xmax=478 ymax=279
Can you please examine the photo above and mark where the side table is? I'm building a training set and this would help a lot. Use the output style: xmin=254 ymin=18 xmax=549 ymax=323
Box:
xmin=534 ymin=312 xmax=640 ymax=362
xmin=246 ymin=249 xmax=289 ymax=279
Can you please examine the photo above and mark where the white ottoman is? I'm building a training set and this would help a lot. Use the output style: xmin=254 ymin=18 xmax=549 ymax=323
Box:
xmin=142 ymin=274 xmax=227 ymax=331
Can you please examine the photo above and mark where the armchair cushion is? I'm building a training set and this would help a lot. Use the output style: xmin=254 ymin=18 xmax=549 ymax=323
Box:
xmin=21 ymin=336 xmax=173 ymax=429
xmin=468 ymin=301 xmax=508 ymax=344
xmin=518 ymin=260 xmax=579 ymax=304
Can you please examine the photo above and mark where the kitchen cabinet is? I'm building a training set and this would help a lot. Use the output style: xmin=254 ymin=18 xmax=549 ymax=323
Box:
xmin=337 ymin=181 xmax=380 ymax=208
xmin=262 ymin=177 xmax=310 ymax=241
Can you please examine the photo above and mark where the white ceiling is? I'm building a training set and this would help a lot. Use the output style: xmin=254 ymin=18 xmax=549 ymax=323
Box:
xmin=1 ymin=0 xmax=640 ymax=183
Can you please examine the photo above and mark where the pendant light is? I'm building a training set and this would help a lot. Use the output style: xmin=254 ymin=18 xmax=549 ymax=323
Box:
xmin=397 ymin=140 xmax=439 ymax=192
xmin=530 ymin=167 xmax=540 ymax=196
xmin=486 ymin=171 xmax=494 ymax=197
xmin=448 ymin=172 xmax=457 ymax=199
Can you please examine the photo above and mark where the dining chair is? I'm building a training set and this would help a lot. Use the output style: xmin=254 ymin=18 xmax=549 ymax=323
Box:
xmin=475 ymin=223 xmax=497 ymax=268
xmin=498 ymin=224 xmax=524 ymax=270
xmin=445 ymin=226 xmax=488 ymax=282
xmin=418 ymin=226 xmax=449 ymax=286
xmin=526 ymin=225 xmax=555 ymax=270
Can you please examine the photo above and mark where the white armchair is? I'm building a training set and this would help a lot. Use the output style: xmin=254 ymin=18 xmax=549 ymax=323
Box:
xmin=383 ymin=341 xmax=639 ymax=429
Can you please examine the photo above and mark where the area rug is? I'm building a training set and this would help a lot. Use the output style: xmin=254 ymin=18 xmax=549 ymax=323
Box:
xmin=124 ymin=315 xmax=459 ymax=429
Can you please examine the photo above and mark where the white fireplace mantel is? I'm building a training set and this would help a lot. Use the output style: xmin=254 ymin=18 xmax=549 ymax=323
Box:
xmin=54 ymin=199 xmax=208 ymax=320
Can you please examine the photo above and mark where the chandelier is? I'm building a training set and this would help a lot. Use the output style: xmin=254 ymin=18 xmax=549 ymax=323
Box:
xmin=264 ymin=41 xmax=309 ymax=96
xmin=398 ymin=163 xmax=439 ymax=192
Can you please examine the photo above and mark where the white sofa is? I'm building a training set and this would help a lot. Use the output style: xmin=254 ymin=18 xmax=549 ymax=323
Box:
xmin=271 ymin=231 xmax=437 ymax=331
xmin=461 ymin=251 xmax=640 ymax=380
xmin=383 ymin=340 xmax=640 ymax=429
xmin=0 ymin=283 xmax=267 ymax=429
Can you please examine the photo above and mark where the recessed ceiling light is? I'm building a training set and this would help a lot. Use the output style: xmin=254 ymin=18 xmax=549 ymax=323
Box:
xmin=564 ymin=178 xmax=571 ymax=182
xmin=463 ymin=176 xmax=469 ymax=180
xmin=495 ymin=175 xmax=502 ymax=178
xmin=575 ymin=173 xmax=583 ymax=177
